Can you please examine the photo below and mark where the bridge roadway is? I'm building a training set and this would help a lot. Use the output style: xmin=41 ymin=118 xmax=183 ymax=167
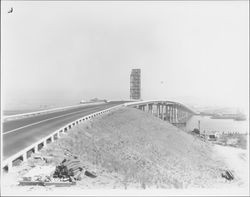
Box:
xmin=2 ymin=101 xmax=127 ymax=160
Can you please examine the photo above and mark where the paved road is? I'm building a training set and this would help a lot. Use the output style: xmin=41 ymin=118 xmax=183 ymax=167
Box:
xmin=2 ymin=101 xmax=127 ymax=160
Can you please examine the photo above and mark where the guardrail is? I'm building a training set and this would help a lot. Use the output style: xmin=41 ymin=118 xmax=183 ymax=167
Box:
xmin=2 ymin=104 xmax=125 ymax=173
xmin=3 ymin=102 xmax=106 ymax=122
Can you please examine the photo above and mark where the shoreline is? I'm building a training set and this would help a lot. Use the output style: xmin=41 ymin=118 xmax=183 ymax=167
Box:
xmin=185 ymin=115 xmax=248 ymax=135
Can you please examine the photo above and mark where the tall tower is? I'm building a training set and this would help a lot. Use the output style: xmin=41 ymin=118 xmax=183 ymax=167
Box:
xmin=130 ymin=69 xmax=141 ymax=100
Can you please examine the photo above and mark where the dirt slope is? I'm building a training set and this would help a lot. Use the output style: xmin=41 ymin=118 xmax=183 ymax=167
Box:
xmin=39 ymin=107 xmax=232 ymax=188
xmin=3 ymin=107 xmax=245 ymax=192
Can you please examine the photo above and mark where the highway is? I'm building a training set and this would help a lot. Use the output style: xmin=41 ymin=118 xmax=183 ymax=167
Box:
xmin=2 ymin=101 xmax=127 ymax=160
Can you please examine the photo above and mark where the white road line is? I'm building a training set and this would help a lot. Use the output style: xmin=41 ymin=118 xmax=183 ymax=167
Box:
xmin=3 ymin=109 xmax=95 ymax=135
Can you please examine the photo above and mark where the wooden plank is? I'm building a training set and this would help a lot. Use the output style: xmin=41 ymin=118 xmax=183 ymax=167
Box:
xmin=44 ymin=181 xmax=76 ymax=187
xmin=19 ymin=181 xmax=45 ymax=186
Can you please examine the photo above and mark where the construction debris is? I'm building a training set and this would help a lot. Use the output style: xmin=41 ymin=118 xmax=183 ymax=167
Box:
xmin=84 ymin=170 xmax=97 ymax=178
xmin=44 ymin=181 xmax=76 ymax=187
xmin=221 ymin=170 xmax=234 ymax=181
xmin=53 ymin=157 xmax=85 ymax=181
xmin=19 ymin=181 xmax=45 ymax=186
xmin=19 ymin=180 xmax=76 ymax=187
xmin=19 ymin=157 xmax=97 ymax=187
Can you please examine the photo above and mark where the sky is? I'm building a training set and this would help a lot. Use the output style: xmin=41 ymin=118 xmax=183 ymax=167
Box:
xmin=1 ymin=1 xmax=249 ymax=112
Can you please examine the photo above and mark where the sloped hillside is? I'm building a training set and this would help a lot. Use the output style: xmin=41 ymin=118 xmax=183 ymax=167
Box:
xmin=36 ymin=107 xmax=231 ymax=189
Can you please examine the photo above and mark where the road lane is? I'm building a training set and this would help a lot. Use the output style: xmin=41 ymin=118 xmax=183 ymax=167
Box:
xmin=3 ymin=106 xmax=103 ymax=135
xmin=3 ymin=103 xmax=109 ymax=132
xmin=3 ymin=101 xmax=126 ymax=160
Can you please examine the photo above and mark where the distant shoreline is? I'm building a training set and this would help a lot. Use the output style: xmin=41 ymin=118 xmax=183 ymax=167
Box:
xmin=200 ymin=113 xmax=247 ymax=121
xmin=3 ymin=109 xmax=37 ymax=116
xmin=184 ymin=115 xmax=248 ymax=135
xmin=3 ymin=101 xmax=107 ymax=116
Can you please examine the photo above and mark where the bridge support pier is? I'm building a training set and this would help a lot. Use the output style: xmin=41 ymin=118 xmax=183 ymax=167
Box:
xmin=161 ymin=105 xmax=165 ymax=120
xmin=138 ymin=105 xmax=146 ymax=111
xmin=165 ymin=105 xmax=168 ymax=121
xmin=174 ymin=106 xmax=178 ymax=123
xmin=159 ymin=104 xmax=162 ymax=119
xmin=163 ymin=105 xmax=166 ymax=120
xmin=157 ymin=104 xmax=160 ymax=118
xmin=169 ymin=106 xmax=172 ymax=123
xmin=160 ymin=104 xmax=163 ymax=119
xmin=147 ymin=104 xmax=153 ymax=114
xmin=177 ymin=107 xmax=180 ymax=122
xmin=132 ymin=101 xmax=194 ymax=126
xmin=171 ymin=106 xmax=173 ymax=123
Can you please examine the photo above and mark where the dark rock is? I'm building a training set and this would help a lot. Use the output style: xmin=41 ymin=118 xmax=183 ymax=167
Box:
xmin=85 ymin=170 xmax=97 ymax=178
xmin=221 ymin=170 xmax=234 ymax=181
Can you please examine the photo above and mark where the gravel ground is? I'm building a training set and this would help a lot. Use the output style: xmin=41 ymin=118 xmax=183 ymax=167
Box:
xmin=2 ymin=107 xmax=248 ymax=195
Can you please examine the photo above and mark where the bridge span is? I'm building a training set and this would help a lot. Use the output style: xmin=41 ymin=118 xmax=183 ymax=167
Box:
xmin=125 ymin=100 xmax=197 ymax=125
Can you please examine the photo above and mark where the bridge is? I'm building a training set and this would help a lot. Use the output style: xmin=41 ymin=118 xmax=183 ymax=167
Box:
xmin=125 ymin=100 xmax=197 ymax=125
xmin=2 ymin=100 xmax=195 ymax=172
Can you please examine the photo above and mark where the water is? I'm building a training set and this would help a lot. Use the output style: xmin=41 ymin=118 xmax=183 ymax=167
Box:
xmin=184 ymin=115 xmax=249 ymax=134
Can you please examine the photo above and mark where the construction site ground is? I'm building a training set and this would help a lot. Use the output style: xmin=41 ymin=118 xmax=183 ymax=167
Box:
xmin=2 ymin=107 xmax=249 ymax=195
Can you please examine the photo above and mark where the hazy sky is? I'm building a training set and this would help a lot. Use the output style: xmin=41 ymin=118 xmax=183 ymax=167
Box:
xmin=1 ymin=1 xmax=249 ymax=111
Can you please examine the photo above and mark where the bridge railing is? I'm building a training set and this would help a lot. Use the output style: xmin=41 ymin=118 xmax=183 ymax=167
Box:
xmin=2 ymin=104 xmax=124 ymax=173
